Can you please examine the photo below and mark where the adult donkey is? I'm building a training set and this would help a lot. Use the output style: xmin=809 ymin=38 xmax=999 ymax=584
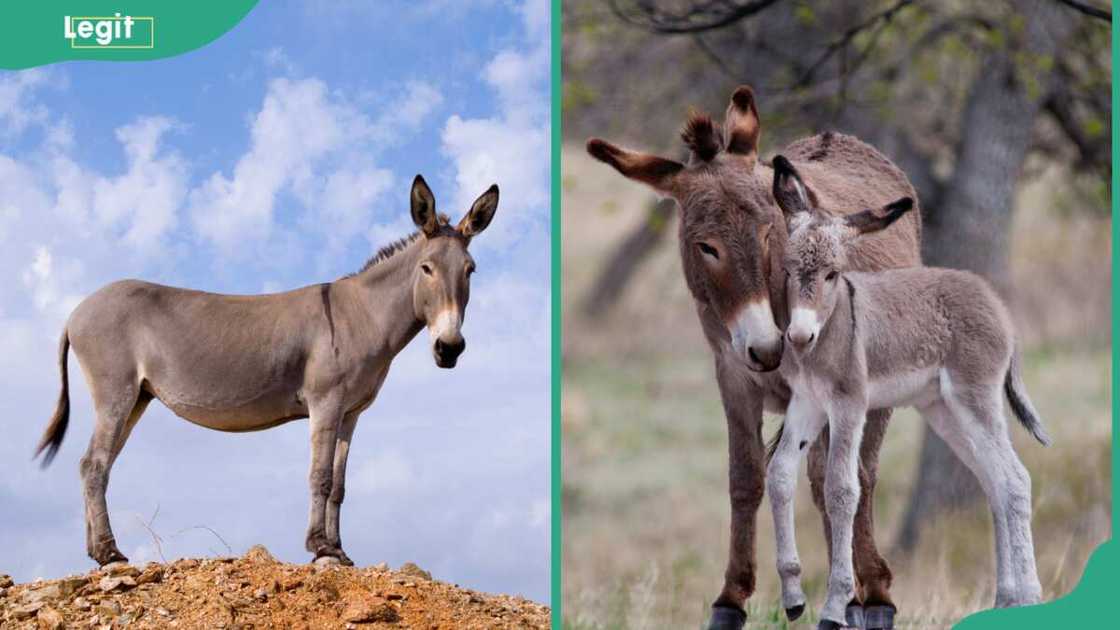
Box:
xmin=35 ymin=175 xmax=498 ymax=568
xmin=587 ymin=86 xmax=921 ymax=630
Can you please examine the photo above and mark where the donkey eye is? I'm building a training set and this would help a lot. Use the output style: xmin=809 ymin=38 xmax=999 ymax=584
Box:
xmin=697 ymin=242 xmax=719 ymax=259
xmin=421 ymin=263 xmax=433 ymax=276
xmin=826 ymin=270 xmax=838 ymax=281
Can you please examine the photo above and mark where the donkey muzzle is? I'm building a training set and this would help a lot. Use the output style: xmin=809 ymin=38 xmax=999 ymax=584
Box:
xmin=434 ymin=336 xmax=465 ymax=368
xmin=729 ymin=300 xmax=784 ymax=372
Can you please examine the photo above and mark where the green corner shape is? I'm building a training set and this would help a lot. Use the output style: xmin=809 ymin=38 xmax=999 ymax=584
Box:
xmin=954 ymin=539 xmax=1117 ymax=628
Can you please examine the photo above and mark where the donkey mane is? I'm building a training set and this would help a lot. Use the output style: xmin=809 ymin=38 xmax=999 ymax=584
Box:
xmin=350 ymin=213 xmax=452 ymax=276
xmin=681 ymin=112 xmax=722 ymax=162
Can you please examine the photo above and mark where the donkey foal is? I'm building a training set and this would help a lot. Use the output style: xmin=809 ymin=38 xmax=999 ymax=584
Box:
xmin=767 ymin=156 xmax=1050 ymax=628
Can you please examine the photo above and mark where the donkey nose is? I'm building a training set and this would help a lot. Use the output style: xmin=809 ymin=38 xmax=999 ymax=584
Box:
xmin=434 ymin=336 xmax=466 ymax=367
xmin=787 ymin=329 xmax=815 ymax=348
xmin=747 ymin=340 xmax=782 ymax=372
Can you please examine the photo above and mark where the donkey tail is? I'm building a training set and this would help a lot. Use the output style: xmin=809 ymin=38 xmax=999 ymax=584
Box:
xmin=35 ymin=329 xmax=71 ymax=467
xmin=1004 ymin=344 xmax=1050 ymax=446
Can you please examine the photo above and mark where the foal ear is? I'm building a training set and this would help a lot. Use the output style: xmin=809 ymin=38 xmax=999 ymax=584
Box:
xmin=843 ymin=197 xmax=914 ymax=236
xmin=410 ymin=175 xmax=439 ymax=237
xmin=724 ymin=85 xmax=761 ymax=157
xmin=458 ymin=184 xmax=499 ymax=239
xmin=586 ymin=138 xmax=684 ymax=195
xmin=772 ymin=155 xmax=813 ymax=220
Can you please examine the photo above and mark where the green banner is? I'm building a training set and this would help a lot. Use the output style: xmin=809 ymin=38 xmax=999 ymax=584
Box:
xmin=0 ymin=1 xmax=258 ymax=69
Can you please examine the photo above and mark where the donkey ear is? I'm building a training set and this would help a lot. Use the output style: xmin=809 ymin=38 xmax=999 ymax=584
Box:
xmin=843 ymin=197 xmax=914 ymax=236
xmin=724 ymin=86 xmax=761 ymax=157
xmin=586 ymin=138 xmax=684 ymax=194
xmin=772 ymin=155 xmax=813 ymax=219
xmin=410 ymin=175 xmax=439 ymax=237
xmin=458 ymin=184 xmax=499 ymax=238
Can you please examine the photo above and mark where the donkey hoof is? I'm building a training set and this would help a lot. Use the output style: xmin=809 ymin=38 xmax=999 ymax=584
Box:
xmin=863 ymin=604 xmax=896 ymax=630
xmin=817 ymin=621 xmax=844 ymax=630
xmin=313 ymin=555 xmax=341 ymax=567
xmin=96 ymin=549 xmax=128 ymax=567
xmin=845 ymin=603 xmax=865 ymax=628
xmin=785 ymin=603 xmax=805 ymax=621
xmin=706 ymin=605 xmax=747 ymax=630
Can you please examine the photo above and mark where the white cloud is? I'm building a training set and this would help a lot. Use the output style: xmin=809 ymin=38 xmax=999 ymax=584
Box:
xmin=0 ymin=69 xmax=53 ymax=137
xmin=440 ymin=0 xmax=550 ymax=252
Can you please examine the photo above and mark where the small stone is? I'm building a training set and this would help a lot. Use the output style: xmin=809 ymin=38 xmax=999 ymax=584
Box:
xmin=0 ymin=586 xmax=8 ymax=598
xmin=342 ymin=597 xmax=399 ymax=623
xmin=279 ymin=577 xmax=303 ymax=591
xmin=37 ymin=606 xmax=65 ymax=630
xmin=101 ymin=562 xmax=139 ymax=577
xmin=253 ymin=587 xmax=269 ymax=602
xmin=398 ymin=562 xmax=432 ymax=581
xmin=23 ymin=583 xmax=62 ymax=603
xmin=12 ymin=601 xmax=44 ymax=620
xmin=372 ymin=562 xmax=389 ymax=572
xmin=0 ymin=574 xmax=13 ymax=588
xmin=244 ymin=544 xmax=276 ymax=564
xmin=136 ymin=566 xmax=163 ymax=585
xmin=73 ymin=597 xmax=92 ymax=611
xmin=385 ymin=592 xmax=404 ymax=601
xmin=155 ymin=607 xmax=172 ymax=618
xmin=96 ymin=599 xmax=122 ymax=617
xmin=59 ymin=576 xmax=89 ymax=598
xmin=98 ymin=575 xmax=136 ymax=592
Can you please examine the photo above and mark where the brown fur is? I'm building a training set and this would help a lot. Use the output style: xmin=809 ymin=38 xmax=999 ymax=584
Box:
xmin=586 ymin=85 xmax=921 ymax=616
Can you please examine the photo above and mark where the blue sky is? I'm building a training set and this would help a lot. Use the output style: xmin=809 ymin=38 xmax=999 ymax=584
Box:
xmin=0 ymin=0 xmax=550 ymax=603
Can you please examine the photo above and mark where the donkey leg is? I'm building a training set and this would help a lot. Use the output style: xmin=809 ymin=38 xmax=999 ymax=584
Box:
xmin=325 ymin=408 xmax=361 ymax=567
xmin=944 ymin=385 xmax=1042 ymax=605
xmin=854 ymin=408 xmax=896 ymax=626
xmin=707 ymin=368 xmax=765 ymax=630
xmin=819 ymin=405 xmax=865 ymax=627
xmin=767 ymin=395 xmax=827 ymax=620
xmin=305 ymin=395 xmax=344 ymax=561
xmin=921 ymin=395 xmax=1019 ymax=607
xmin=81 ymin=378 xmax=143 ymax=566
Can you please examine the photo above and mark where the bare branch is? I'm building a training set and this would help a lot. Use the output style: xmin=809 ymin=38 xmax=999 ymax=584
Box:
xmin=793 ymin=0 xmax=917 ymax=88
xmin=134 ymin=504 xmax=166 ymax=564
xmin=177 ymin=525 xmax=233 ymax=556
xmin=608 ymin=0 xmax=782 ymax=34
xmin=1053 ymin=0 xmax=1111 ymax=22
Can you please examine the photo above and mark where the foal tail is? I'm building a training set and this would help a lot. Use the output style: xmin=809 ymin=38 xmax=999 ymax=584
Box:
xmin=1005 ymin=344 xmax=1051 ymax=447
xmin=35 ymin=330 xmax=71 ymax=467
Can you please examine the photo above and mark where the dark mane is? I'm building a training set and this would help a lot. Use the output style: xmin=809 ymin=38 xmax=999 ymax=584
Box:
xmin=348 ymin=213 xmax=452 ymax=277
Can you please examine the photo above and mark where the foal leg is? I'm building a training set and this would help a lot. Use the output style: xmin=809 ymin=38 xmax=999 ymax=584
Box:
xmin=305 ymin=394 xmax=345 ymax=562
xmin=819 ymin=403 xmax=866 ymax=628
xmin=808 ymin=409 xmax=895 ymax=628
xmin=935 ymin=381 xmax=1042 ymax=605
xmin=767 ymin=395 xmax=827 ymax=621
xmin=707 ymin=369 xmax=765 ymax=630
xmin=325 ymin=408 xmax=361 ymax=566
xmin=81 ymin=376 xmax=144 ymax=565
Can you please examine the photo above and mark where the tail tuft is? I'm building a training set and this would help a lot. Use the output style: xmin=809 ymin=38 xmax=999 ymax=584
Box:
xmin=35 ymin=331 xmax=71 ymax=467
xmin=1005 ymin=346 xmax=1051 ymax=446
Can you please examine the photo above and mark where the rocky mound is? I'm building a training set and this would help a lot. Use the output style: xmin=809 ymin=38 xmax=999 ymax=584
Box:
xmin=0 ymin=546 xmax=549 ymax=629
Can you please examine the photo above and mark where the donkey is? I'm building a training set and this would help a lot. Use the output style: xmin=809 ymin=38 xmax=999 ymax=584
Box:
xmin=35 ymin=175 xmax=499 ymax=568
xmin=769 ymin=155 xmax=1048 ymax=628
xmin=587 ymin=86 xmax=921 ymax=630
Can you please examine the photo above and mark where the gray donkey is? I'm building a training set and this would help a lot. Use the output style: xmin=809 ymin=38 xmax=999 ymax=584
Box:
xmin=767 ymin=156 xmax=1049 ymax=628
xmin=35 ymin=175 xmax=499 ymax=567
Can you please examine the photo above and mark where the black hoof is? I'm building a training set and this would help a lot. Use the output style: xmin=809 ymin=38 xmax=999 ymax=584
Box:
xmin=707 ymin=605 xmax=747 ymax=630
xmin=864 ymin=604 xmax=896 ymax=630
xmin=817 ymin=621 xmax=844 ymax=630
xmin=846 ymin=603 xmax=865 ymax=628
xmin=785 ymin=603 xmax=805 ymax=621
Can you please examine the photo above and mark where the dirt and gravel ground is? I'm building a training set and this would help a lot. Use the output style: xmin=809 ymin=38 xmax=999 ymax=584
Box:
xmin=0 ymin=546 xmax=550 ymax=629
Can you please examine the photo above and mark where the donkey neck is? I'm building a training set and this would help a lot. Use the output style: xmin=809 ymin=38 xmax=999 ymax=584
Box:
xmin=338 ymin=237 xmax=425 ymax=358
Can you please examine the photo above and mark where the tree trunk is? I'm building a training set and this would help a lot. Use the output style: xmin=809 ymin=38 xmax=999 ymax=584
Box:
xmin=895 ymin=0 xmax=1073 ymax=552
xmin=581 ymin=197 xmax=676 ymax=318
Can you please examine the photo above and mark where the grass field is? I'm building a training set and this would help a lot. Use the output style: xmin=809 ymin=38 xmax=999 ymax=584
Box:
xmin=561 ymin=147 xmax=1112 ymax=629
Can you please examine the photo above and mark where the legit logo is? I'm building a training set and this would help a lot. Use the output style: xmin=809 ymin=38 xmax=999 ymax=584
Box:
xmin=64 ymin=14 xmax=154 ymax=49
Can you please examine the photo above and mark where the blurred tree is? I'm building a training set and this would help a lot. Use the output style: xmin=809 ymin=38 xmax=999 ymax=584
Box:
xmin=564 ymin=0 xmax=1111 ymax=548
